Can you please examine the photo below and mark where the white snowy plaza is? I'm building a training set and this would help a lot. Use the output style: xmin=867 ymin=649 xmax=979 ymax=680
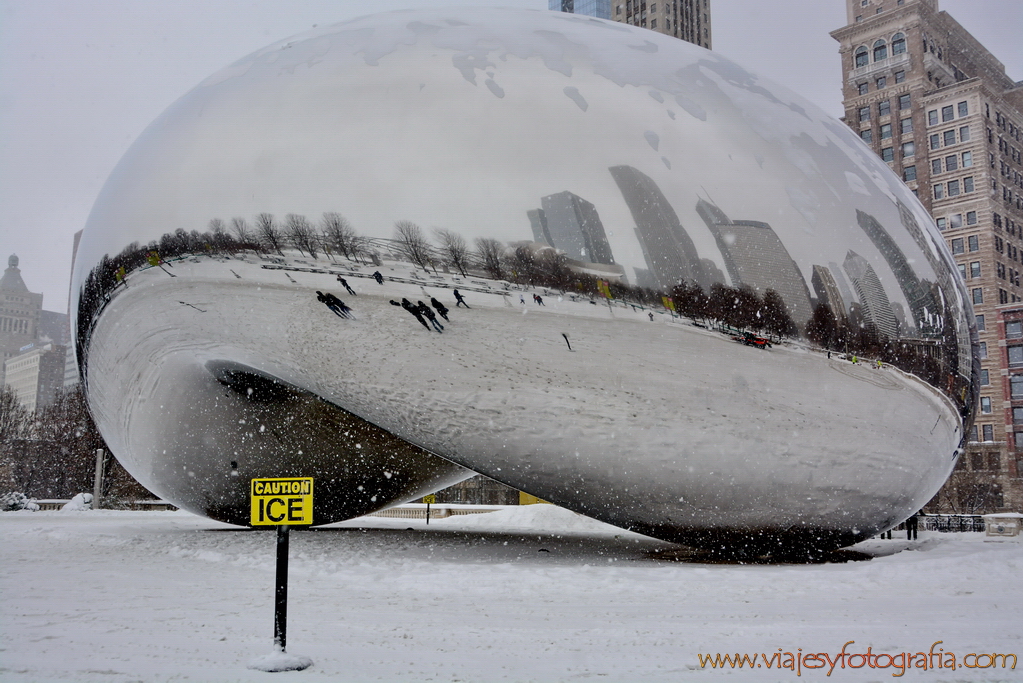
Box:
xmin=1 ymin=506 xmax=1021 ymax=682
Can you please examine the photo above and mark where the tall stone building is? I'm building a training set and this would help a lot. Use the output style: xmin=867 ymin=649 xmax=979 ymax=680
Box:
xmin=1 ymin=255 xmax=43 ymax=387
xmin=832 ymin=0 xmax=1023 ymax=511
xmin=551 ymin=0 xmax=711 ymax=49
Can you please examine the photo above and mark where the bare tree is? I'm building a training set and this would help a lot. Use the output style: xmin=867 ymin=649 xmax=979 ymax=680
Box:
xmin=0 ymin=386 xmax=30 ymax=453
xmin=393 ymin=220 xmax=433 ymax=270
xmin=254 ymin=213 xmax=285 ymax=255
xmin=434 ymin=228 xmax=471 ymax=277
xmin=285 ymin=214 xmax=318 ymax=258
xmin=320 ymin=212 xmax=364 ymax=262
xmin=474 ymin=237 xmax=506 ymax=280
xmin=231 ymin=217 xmax=253 ymax=244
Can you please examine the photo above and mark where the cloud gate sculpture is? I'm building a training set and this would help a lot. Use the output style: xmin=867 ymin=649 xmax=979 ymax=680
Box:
xmin=73 ymin=8 xmax=977 ymax=554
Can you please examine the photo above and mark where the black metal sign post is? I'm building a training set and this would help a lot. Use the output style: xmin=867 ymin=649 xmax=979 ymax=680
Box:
xmin=274 ymin=524 xmax=290 ymax=651
xmin=247 ymin=477 xmax=314 ymax=673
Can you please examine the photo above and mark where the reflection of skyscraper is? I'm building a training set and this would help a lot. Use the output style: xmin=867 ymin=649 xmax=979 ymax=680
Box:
xmin=549 ymin=0 xmax=611 ymax=19
xmin=811 ymin=264 xmax=847 ymax=322
xmin=527 ymin=209 xmax=552 ymax=246
xmin=539 ymin=191 xmax=615 ymax=265
xmin=696 ymin=198 xmax=814 ymax=324
xmin=609 ymin=165 xmax=707 ymax=290
xmin=843 ymin=250 xmax=897 ymax=339
xmin=856 ymin=209 xmax=935 ymax=334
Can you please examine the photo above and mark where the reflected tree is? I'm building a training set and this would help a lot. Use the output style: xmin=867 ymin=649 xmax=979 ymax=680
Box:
xmin=393 ymin=220 xmax=433 ymax=270
xmin=285 ymin=213 xmax=318 ymax=258
xmin=255 ymin=213 xmax=285 ymax=255
xmin=434 ymin=228 xmax=471 ymax=277
xmin=474 ymin=237 xmax=505 ymax=280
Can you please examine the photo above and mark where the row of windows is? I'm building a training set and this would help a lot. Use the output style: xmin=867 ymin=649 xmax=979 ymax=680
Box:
xmin=939 ymin=211 xmax=978 ymax=232
xmin=933 ymin=176 xmax=975 ymax=199
xmin=853 ymin=33 xmax=907 ymax=67
xmin=931 ymin=151 xmax=973 ymax=175
xmin=857 ymin=70 xmax=906 ymax=95
xmin=859 ymin=117 xmax=912 ymax=143
xmin=857 ymin=94 xmax=911 ymax=121
xmin=929 ymin=125 xmax=970 ymax=149
xmin=993 ymin=111 xmax=1022 ymax=143
xmin=927 ymin=101 xmax=969 ymax=126
xmin=0 ymin=317 xmax=30 ymax=334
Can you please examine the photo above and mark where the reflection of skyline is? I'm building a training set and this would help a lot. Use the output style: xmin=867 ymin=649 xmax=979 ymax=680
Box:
xmin=856 ymin=209 xmax=937 ymax=335
xmin=696 ymin=198 xmax=814 ymax=325
xmin=608 ymin=165 xmax=709 ymax=291
xmin=811 ymin=265 xmax=847 ymax=322
xmin=844 ymin=250 xmax=897 ymax=339
xmin=538 ymin=192 xmax=615 ymax=265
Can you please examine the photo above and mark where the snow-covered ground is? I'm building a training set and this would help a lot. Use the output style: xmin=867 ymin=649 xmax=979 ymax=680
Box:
xmin=2 ymin=506 xmax=1021 ymax=682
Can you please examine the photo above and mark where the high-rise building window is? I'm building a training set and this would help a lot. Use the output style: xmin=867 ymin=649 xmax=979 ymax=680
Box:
xmin=928 ymin=110 xmax=939 ymax=126
xmin=958 ymin=263 xmax=967 ymax=278
xmin=881 ymin=147 xmax=894 ymax=162
xmin=900 ymin=117 xmax=913 ymax=133
xmin=950 ymin=213 xmax=963 ymax=229
xmin=876 ymin=76 xmax=886 ymax=89
xmin=968 ymin=235 xmax=980 ymax=251
xmin=1010 ymin=345 xmax=1023 ymax=366
xmin=980 ymin=369 xmax=990 ymax=385
xmin=858 ymin=106 xmax=871 ymax=122
xmin=964 ymin=176 xmax=974 ymax=193
xmin=945 ymin=154 xmax=958 ymax=171
xmin=930 ymin=133 xmax=940 ymax=149
xmin=858 ymin=82 xmax=868 ymax=95
xmin=860 ymin=129 xmax=873 ymax=142
xmin=1013 ymin=375 xmax=1023 ymax=399
xmin=898 ymin=93 xmax=911 ymax=110
xmin=894 ymin=70 xmax=906 ymax=83
xmin=973 ymin=287 xmax=983 ymax=304
xmin=958 ymin=101 xmax=969 ymax=117
xmin=980 ymin=341 xmax=987 ymax=359
xmin=983 ymin=424 xmax=994 ymax=441
xmin=855 ymin=47 xmax=869 ymax=67
xmin=951 ymin=237 xmax=964 ymax=254
xmin=902 ymin=165 xmax=917 ymax=181
xmin=942 ymin=105 xmax=954 ymax=122
xmin=966 ymin=211 xmax=977 ymax=225
xmin=878 ymin=100 xmax=891 ymax=116
xmin=934 ymin=184 xmax=944 ymax=199
xmin=892 ymin=32 xmax=906 ymax=54
xmin=970 ymin=261 xmax=981 ymax=278
xmin=943 ymin=129 xmax=956 ymax=146
xmin=969 ymin=425 xmax=978 ymax=441
xmin=873 ymin=39 xmax=887 ymax=61
xmin=962 ymin=150 xmax=973 ymax=167
xmin=902 ymin=141 xmax=914 ymax=157
xmin=932 ymin=158 xmax=943 ymax=174
xmin=880 ymin=123 xmax=892 ymax=139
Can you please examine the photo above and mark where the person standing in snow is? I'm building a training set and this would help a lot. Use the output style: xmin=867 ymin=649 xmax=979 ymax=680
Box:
xmin=453 ymin=289 xmax=470 ymax=308
xmin=337 ymin=275 xmax=356 ymax=296
xmin=417 ymin=300 xmax=444 ymax=332
xmin=430 ymin=297 xmax=450 ymax=321
xmin=535 ymin=294 xmax=545 ymax=306
xmin=391 ymin=298 xmax=431 ymax=330
xmin=373 ymin=271 xmax=384 ymax=285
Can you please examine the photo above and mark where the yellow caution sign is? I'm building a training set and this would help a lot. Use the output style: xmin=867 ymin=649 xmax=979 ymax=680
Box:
xmin=422 ymin=494 xmax=437 ymax=504
xmin=250 ymin=478 xmax=314 ymax=525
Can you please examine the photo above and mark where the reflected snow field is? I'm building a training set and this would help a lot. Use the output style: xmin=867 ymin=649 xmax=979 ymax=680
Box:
xmin=2 ymin=509 xmax=1020 ymax=682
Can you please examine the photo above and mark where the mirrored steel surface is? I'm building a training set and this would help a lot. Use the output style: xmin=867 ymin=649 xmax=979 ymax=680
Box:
xmin=73 ymin=8 xmax=977 ymax=552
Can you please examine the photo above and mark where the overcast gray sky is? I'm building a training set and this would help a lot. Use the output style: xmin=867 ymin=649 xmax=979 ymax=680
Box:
xmin=1 ymin=0 xmax=1019 ymax=313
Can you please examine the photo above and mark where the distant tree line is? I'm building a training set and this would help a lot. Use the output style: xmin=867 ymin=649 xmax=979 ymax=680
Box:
xmin=0 ymin=385 xmax=150 ymax=504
